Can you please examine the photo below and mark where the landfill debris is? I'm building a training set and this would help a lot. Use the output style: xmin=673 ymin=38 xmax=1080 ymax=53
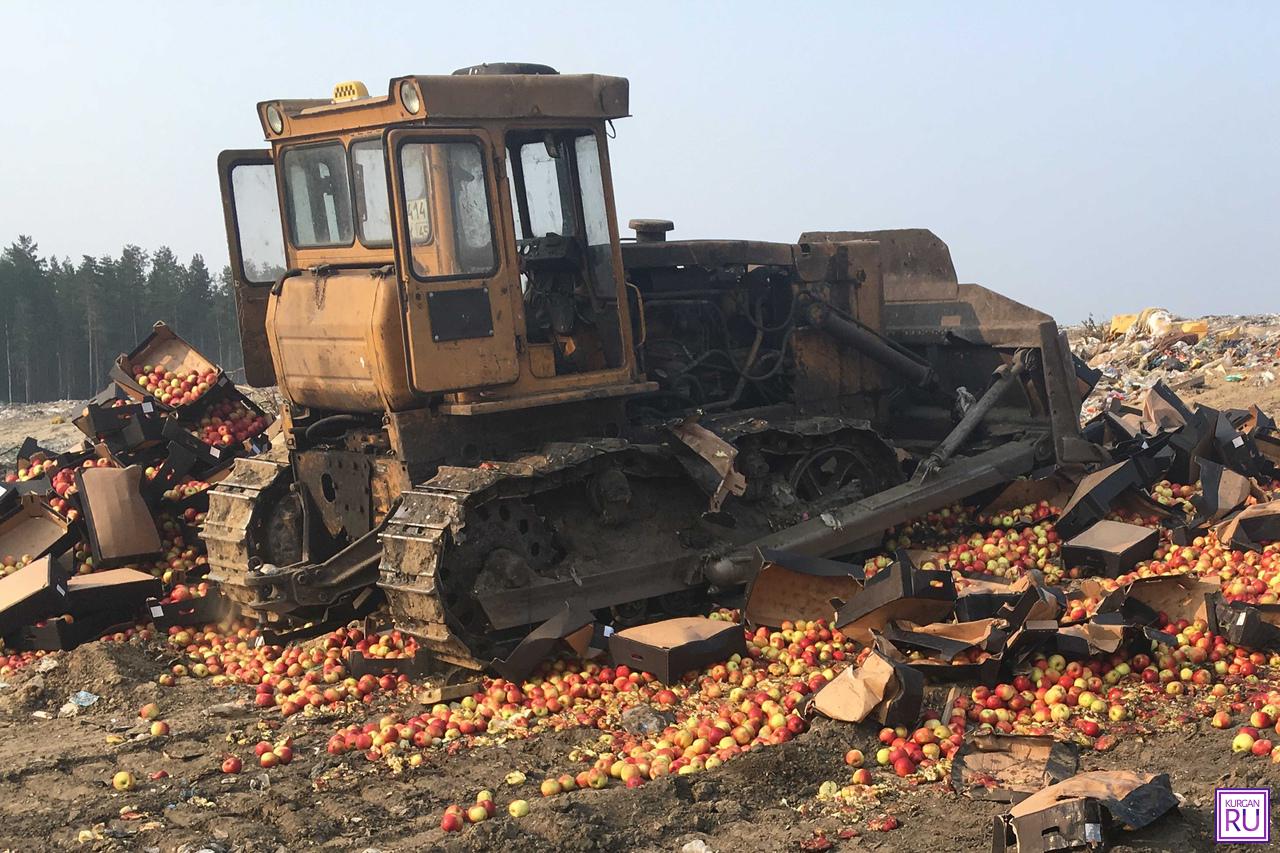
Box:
xmin=1071 ymin=312 xmax=1280 ymax=421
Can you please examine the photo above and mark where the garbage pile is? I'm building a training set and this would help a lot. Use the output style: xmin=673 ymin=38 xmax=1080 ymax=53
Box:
xmin=0 ymin=322 xmax=268 ymax=654
xmin=712 ymin=375 xmax=1278 ymax=849
xmin=1071 ymin=309 xmax=1280 ymax=418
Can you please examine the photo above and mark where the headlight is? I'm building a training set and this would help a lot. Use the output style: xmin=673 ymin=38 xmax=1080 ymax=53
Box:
xmin=400 ymin=80 xmax=421 ymax=115
xmin=265 ymin=104 xmax=284 ymax=135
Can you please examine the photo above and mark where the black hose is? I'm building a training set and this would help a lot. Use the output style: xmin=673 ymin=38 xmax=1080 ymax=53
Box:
xmin=304 ymin=414 xmax=360 ymax=443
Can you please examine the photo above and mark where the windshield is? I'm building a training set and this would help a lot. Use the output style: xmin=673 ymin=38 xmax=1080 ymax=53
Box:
xmin=282 ymin=143 xmax=353 ymax=247
xmin=351 ymin=139 xmax=392 ymax=246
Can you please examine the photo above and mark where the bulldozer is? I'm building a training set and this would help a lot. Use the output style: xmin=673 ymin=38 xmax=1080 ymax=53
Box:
xmin=209 ymin=63 xmax=1103 ymax=670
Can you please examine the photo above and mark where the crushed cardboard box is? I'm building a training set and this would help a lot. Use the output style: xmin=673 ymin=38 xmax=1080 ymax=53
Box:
xmin=951 ymin=734 xmax=1080 ymax=802
xmin=809 ymin=647 xmax=923 ymax=728
xmin=745 ymin=549 xmax=864 ymax=628
xmin=992 ymin=771 xmax=1178 ymax=853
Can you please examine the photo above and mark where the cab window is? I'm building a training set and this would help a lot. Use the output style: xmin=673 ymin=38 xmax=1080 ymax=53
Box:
xmin=398 ymin=140 xmax=496 ymax=279
xmin=282 ymin=143 xmax=353 ymax=247
xmin=351 ymin=139 xmax=392 ymax=247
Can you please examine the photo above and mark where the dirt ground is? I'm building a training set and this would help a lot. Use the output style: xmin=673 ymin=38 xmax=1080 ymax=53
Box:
xmin=3 ymin=323 xmax=1279 ymax=852
xmin=0 ymin=641 xmax=1277 ymax=853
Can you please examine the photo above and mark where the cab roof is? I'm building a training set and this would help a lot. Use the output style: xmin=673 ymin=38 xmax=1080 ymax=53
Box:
xmin=258 ymin=72 xmax=630 ymax=140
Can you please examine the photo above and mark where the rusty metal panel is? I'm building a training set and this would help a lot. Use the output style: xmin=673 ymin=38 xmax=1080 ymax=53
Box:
xmin=266 ymin=268 xmax=416 ymax=411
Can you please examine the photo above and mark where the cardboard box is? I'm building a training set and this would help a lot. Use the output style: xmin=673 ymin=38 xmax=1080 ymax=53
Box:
xmin=75 ymin=465 xmax=163 ymax=569
xmin=880 ymin=618 xmax=1009 ymax=684
xmin=991 ymin=798 xmax=1108 ymax=853
xmin=955 ymin=576 xmax=1024 ymax=622
xmin=833 ymin=552 xmax=956 ymax=645
xmin=114 ymin=321 xmax=224 ymax=410
xmin=1210 ymin=409 xmax=1267 ymax=479
xmin=1061 ymin=521 xmax=1158 ymax=579
xmin=145 ymin=592 xmax=231 ymax=630
xmin=161 ymin=417 xmax=239 ymax=473
xmin=139 ymin=442 xmax=200 ymax=507
xmin=491 ymin=602 xmax=595 ymax=682
xmin=1215 ymin=599 xmax=1280 ymax=650
xmin=72 ymin=400 xmax=165 ymax=453
xmin=1054 ymin=461 xmax=1145 ymax=541
xmin=0 ymin=556 xmax=70 ymax=631
xmin=66 ymin=568 xmax=162 ymax=618
xmin=992 ymin=771 xmax=1178 ymax=853
xmin=744 ymin=549 xmax=864 ymax=628
xmin=0 ymin=494 xmax=77 ymax=564
xmin=810 ymin=648 xmax=924 ymax=729
xmin=1215 ymin=501 xmax=1280 ymax=552
xmin=0 ymin=481 xmax=15 ymax=518
xmin=3 ymin=608 xmax=135 ymax=652
xmin=608 ymin=617 xmax=746 ymax=683
xmin=1191 ymin=458 xmax=1256 ymax=525
xmin=952 ymin=734 xmax=1079 ymax=802
xmin=1114 ymin=573 xmax=1218 ymax=627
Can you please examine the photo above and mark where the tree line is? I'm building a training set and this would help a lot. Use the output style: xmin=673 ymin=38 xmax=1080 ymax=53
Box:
xmin=0 ymin=237 xmax=245 ymax=404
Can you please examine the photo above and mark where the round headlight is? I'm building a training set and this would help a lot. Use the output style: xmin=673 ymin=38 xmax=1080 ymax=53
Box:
xmin=400 ymin=80 xmax=421 ymax=115
xmin=265 ymin=104 xmax=284 ymax=135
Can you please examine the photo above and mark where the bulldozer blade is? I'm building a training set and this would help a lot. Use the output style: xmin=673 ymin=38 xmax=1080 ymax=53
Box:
xmin=708 ymin=438 xmax=1041 ymax=585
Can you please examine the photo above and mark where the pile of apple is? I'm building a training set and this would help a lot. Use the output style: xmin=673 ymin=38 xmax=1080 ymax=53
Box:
xmin=128 ymin=363 xmax=219 ymax=407
xmin=191 ymin=398 xmax=269 ymax=448
xmin=934 ymin=522 xmax=1063 ymax=582
xmin=0 ymin=554 xmax=34 ymax=577
xmin=160 ymin=476 xmax=213 ymax=503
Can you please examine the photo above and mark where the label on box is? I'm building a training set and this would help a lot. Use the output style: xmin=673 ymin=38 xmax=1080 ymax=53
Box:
xmin=57 ymin=585 xmax=66 ymax=596
xmin=1085 ymin=824 xmax=1103 ymax=842
xmin=1233 ymin=436 xmax=1245 ymax=448
xmin=1238 ymin=612 xmax=1248 ymax=625
xmin=150 ymin=605 xmax=164 ymax=617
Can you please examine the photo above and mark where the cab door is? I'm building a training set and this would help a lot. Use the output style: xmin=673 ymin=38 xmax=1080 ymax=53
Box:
xmin=216 ymin=149 xmax=284 ymax=387
xmin=386 ymin=129 xmax=520 ymax=393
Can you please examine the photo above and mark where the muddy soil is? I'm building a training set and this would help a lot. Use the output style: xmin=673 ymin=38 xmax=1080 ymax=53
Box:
xmin=0 ymin=639 xmax=1275 ymax=852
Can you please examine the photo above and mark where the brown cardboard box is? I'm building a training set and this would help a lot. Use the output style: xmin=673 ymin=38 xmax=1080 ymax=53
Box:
xmin=0 ymin=556 xmax=70 ymax=632
xmin=0 ymin=495 xmax=76 ymax=564
xmin=74 ymin=465 xmax=163 ymax=569
xmin=608 ymin=617 xmax=746 ymax=683
xmin=1061 ymin=521 xmax=1158 ymax=578
xmin=880 ymin=618 xmax=1009 ymax=684
xmin=491 ymin=602 xmax=595 ymax=682
xmin=992 ymin=771 xmax=1178 ymax=853
xmin=833 ymin=552 xmax=956 ymax=646
xmin=810 ymin=648 xmax=924 ymax=729
xmin=1215 ymin=500 xmax=1280 ymax=551
xmin=66 ymin=568 xmax=162 ymax=618
xmin=745 ymin=549 xmax=863 ymax=628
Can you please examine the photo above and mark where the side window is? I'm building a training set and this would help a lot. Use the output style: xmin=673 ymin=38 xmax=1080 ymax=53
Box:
xmin=351 ymin=140 xmax=392 ymax=247
xmin=282 ymin=143 xmax=353 ymax=247
xmin=229 ymin=163 xmax=285 ymax=284
xmin=574 ymin=134 xmax=617 ymax=297
xmin=399 ymin=140 xmax=496 ymax=279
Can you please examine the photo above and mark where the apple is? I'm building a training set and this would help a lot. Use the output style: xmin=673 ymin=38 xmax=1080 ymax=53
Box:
xmin=844 ymin=749 xmax=864 ymax=767
xmin=509 ymin=799 xmax=530 ymax=817
xmin=851 ymin=768 xmax=872 ymax=785
xmin=222 ymin=756 xmax=242 ymax=774
xmin=112 ymin=771 xmax=134 ymax=791
xmin=1233 ymin=732 xmax=1256 ymax=753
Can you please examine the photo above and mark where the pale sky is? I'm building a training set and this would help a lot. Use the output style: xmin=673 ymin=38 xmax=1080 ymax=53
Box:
xmin=1 ymin=2 xmax=1276 ymax=322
